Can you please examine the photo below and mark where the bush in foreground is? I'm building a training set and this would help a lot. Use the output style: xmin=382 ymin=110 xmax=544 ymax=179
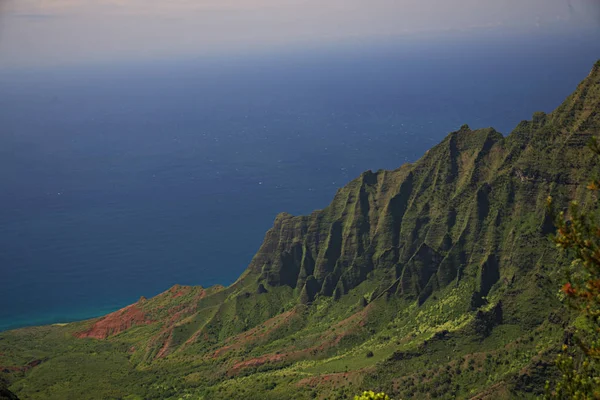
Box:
xmin=354 ymin=390 xmax=390 ymax=400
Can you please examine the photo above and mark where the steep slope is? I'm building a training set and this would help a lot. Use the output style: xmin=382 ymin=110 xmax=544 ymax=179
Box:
xmin=1 ymin=61 xmax=599 ymax=400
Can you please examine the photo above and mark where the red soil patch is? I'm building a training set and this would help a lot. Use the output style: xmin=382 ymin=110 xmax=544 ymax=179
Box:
xmin=212 ymin=344 xmax=234 ymax=358
xmin=337 ymin=303 xmax=373 ymax=329
xmin=210 ymin=309 xmax=298 ymax=358
xmin=153 ymin=300 xmax=205 ymax=358
xmin=154 ymin=285 xmax=207 ymax=303
xmin=226 ymin=332 xmax=353 ymax=376
xmin=149 ymin=310 xmax=194 ymax=359
xmin=229 ymin=353 xmax=288 ymax=375
xmin=75 ymin=304 xmax=152 ymax=339
xmin=156 ymin=332 xmax=174 ymax=359
xmin=182 ymin=325 xmax=211 ymax=350
xmin=160 ymin=285 xmax=201 ymax=300
xmin=168 ymin=305 xmax=196 ymax=324
xmin=168 ymin=284 xmax=198 ymax=299
xmin=314 ymin=332 xmax=347 ymax=352
xmin=235 ymin=309 xmax=297 ymax=342
xmin=1 ymin=359 xmax=43 ymax=374
xmin=0 ymin=366 xmax=21 ymax=373
xmin=224 ymin=307 xmax=368 ymax=376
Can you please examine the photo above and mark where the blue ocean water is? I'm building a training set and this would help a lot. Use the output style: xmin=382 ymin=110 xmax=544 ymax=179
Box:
xmin=1 ymin=30 xmax=599 ymax=331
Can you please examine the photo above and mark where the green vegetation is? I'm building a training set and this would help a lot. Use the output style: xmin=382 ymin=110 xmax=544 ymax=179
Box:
xmin=1 ymin=60 xmax=599 ymax=399
xmin=545 ymin=138 xmax=600 ymax=399
xmin=354 ymin=391 xmax=390 ymax=400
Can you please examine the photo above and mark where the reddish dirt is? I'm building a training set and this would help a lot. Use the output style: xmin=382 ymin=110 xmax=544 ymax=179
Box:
xmin=168 ymin=305 xmax=195 ymax=324
xmin=156 ymin=332 xmax=174 ymax=359
xmin=182 ymin=325 xmax=211 ymax=349
xmin=226 ymin=331 xmax=354 ymax=376
xmin=145 ymin=298 xmax=204 ymax=360
xmin=74 ymin=284 xmax=211 ymax=360
xmin=158 ymin=285 xmax=205 ymax=301
xmin=1 ymin=359 xmax=43 ymax=373
xmin=197 ymin=290 xmax=208 ymax=300
xmin=212 ymin=344 xmax=234 ymax=358
xmin=74 ymin=304 xmax=152 ymax=339
xmin=167 ymin=284 xmax=195 ymax=299
xmin=314 ymin=332 xmax=347 ymax=352
xmin=224 ymin=307 xmax=368 ymax=376
xmin=229 ymin=353 xmax=288 ymax=375
xmin=210 ymin=309 xmax=299 ymax=358
xmin=151 ymin=301 xmax=202 ymax=359
xmin=0 ymin=366 xmax=21 ymax=373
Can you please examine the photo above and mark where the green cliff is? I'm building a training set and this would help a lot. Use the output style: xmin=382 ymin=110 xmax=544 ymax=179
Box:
xmin=1 ymin=61 xmax=599 ymax=399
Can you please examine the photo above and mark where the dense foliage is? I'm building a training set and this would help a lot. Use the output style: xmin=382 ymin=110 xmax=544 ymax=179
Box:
xmin=546 ymin=138 xmax=600 ymax=399
xmin=354 ymin=391 xmax=390 ymax=400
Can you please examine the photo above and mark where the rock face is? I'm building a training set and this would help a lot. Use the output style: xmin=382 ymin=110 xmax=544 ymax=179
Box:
xmin=245 ymin=63 xmax=600 ymax=309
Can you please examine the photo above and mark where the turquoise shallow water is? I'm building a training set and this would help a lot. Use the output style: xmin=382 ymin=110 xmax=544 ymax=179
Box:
xmin=1 ymin=30 xmax=599 ymax=331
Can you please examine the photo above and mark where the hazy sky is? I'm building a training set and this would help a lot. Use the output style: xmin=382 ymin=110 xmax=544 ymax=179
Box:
xmin=0 ymin=0 xmax=599 ymax=68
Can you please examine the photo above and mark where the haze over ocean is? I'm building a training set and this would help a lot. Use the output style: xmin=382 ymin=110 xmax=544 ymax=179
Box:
xmin=1 ymin=29 xmax=599 ymax=331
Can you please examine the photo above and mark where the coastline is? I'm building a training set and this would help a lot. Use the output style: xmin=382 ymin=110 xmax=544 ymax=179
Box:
xmin=0 ymin=303 xmax=128 ymax=333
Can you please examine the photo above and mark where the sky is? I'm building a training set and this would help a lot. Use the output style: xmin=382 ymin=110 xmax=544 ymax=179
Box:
xmin=0 ymin=0 xmax=599 ymax=69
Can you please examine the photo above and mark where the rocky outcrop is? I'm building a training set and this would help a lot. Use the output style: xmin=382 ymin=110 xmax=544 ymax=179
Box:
xmin=240 ymin=61 xmax=600 ymax=321
xmin=245 ymin=127 xmax=512 ymax=305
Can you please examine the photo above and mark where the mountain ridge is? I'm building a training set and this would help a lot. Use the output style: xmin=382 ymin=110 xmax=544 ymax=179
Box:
xmin=1 ymin=60 xmax=599 ymax=400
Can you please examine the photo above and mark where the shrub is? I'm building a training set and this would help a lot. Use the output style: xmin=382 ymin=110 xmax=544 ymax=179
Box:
xmin=546 ymin=138 xmax=600 ymax=398
xmin=354 ymin=390 xmax=390 ymax=400
xmin=366 ymin=351 xmax=374 ymax=358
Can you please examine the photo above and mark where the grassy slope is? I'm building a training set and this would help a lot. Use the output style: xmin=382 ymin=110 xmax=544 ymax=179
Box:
xmin=1 ymin=61 xmax=599 ymax=400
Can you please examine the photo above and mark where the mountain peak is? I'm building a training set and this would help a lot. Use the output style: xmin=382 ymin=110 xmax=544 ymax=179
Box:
xmin=592 ymin=59 xmax=600 ymax=75
xmin=549 ymin=59 xmax=600 ymax=133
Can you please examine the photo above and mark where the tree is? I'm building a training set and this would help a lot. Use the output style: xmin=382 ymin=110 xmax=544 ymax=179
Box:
xmin=546 ymin=138 xmax=600 ymax=399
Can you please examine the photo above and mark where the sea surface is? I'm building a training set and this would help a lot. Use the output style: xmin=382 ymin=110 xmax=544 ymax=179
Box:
xmin=1 ymin=30 xmax=599 ymax=331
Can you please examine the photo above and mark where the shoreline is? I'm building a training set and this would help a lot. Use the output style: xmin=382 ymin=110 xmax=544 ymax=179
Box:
xmin=0 ymin=304 xmax=127 ymax=333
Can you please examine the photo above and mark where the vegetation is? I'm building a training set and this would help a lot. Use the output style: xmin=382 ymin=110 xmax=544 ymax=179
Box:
xmin=0 ymin=60 xmax=599 ymax=399
xmin=354 ymin=391 xmax=390 ymax=400
xmin=546 ymin=138 xmax=600 ymax=399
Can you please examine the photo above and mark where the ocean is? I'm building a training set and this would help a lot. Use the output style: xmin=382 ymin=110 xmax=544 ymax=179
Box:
xmin=1 ymin=29 xmax=599 ymax=331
